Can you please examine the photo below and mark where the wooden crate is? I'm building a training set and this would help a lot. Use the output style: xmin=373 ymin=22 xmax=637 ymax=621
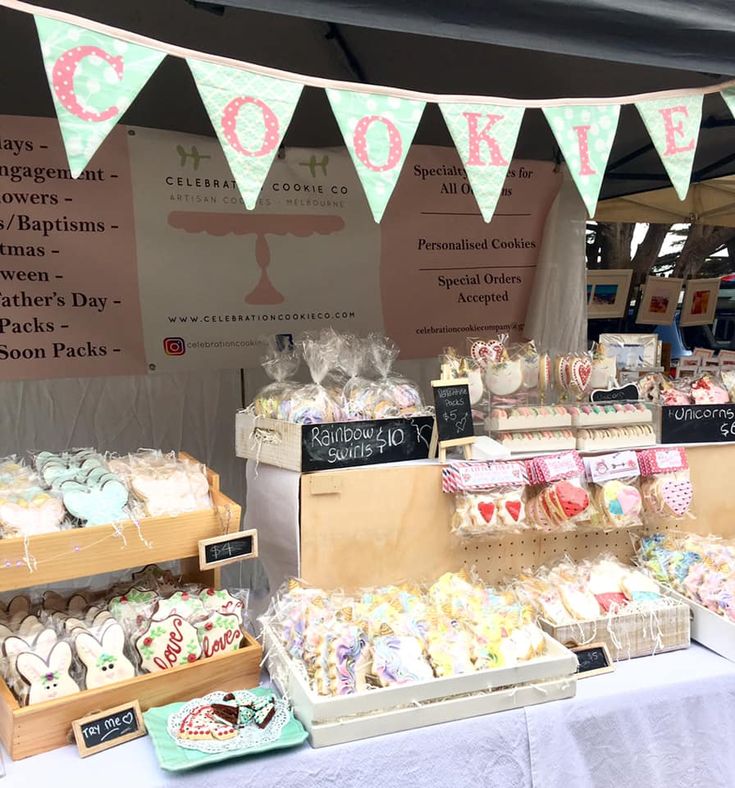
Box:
xmin=539 ymin=603 xmax=690 ymax=661
xmin=262 ymin=623 xmax=576 ymax=747
xmin=666 ymin=588 xmax=735 ymax=662
xmin=0 ymin=633 xmax=262 ymax=760
xmin=0 ymin=456 xmax=239 ymax=592
xmin=236 ymin=410 xmax=436 ymax=472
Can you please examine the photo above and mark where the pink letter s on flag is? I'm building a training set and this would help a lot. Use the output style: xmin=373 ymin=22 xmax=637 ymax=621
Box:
xmin=52 ymin=46 xmax=122 ymax=122
xmin=463 ymin=113 xmax=509 ymax=166
xmin=221 ymin=97 xmax=279 ymax=157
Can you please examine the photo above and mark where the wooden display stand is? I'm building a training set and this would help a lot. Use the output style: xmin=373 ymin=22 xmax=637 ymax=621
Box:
xmin=0 ymin=455 xmax=262 ymax=760
xmin=298 ymin=444 xmax=732 ymax=589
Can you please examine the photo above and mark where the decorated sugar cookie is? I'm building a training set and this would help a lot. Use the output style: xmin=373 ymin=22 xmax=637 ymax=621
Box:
xmin=76 ymin=622 xmax=136 ymax=689
xmin=485 ymin=356 xmax=523 ymax=397
xmin=136 ymin=614 xmax=202 ymax=672
xmin=152 ymin=591 xmax=206 ymax=622
xmin=16 ymin=641 xmax=80 ymax=704
xmin=196 ymin=612 xmax=243 ymax=659
xmin=0 ymin=491 xmax=64 ymax=537
xmin=199 ymin=588 xmax=244 ymax=617
xmin=597 ymin=480 xmax=642 ymax=527
xmin=178 ymin=704 xmax=237 ymax=741
xmin=498 ymin=495 xmax=525 ymax=527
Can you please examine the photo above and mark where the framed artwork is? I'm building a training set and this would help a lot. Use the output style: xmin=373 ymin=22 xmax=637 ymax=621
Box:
xmin=636 ymin=276 xmax=684 ymax=325
xmin=679 ymin=278 xmax=720 ymax=326
xmin=586 ymin=269 xmax=633 ymax=319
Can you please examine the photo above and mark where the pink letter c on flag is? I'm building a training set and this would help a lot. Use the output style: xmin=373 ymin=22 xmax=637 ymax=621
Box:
xmin=52 ymin=46 xmax=123 ymax=122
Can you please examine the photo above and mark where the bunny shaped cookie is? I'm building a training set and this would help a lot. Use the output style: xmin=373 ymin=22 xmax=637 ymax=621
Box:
xmin=75 ymin=622 xmax=136 ymax=689
xmin=16 ymin=641 xmax=80 ymax=704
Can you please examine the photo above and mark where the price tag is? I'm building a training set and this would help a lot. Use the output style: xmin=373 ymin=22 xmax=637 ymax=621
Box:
xmin=590 ymin=384 xmax=640 ymax=403
xmin=72 ymin=700 xmax=146 ymax=757
xmin=198 ymin=529 xmax=258 ymax=570
xmin=570 ymin=642 xmax=614 ymax=678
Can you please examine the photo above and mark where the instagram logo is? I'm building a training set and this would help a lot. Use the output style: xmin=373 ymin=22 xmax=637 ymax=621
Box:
xmin=163 ymin=337 xmax=186 ymax=356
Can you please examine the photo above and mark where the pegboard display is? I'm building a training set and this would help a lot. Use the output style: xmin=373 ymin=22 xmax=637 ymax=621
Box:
xmin=298 ymin=444 xmax=727 ymax=591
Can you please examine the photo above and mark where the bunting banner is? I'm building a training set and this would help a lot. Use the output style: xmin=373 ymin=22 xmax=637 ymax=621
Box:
xmin=188 ymin=60 xmax=303 ymax=209
xmin=636 ymin=95 xmax=703 ymax=201
xmin=439 ymin=103 xmax=524 ymax=222
xmin=13 ymin=0 xmax=735 ymax=219
xmin=543 ymin=104 xmax=620 ymax=217
xmin=326 ymin=89 xmax=425 ymax=222
xmin=34 ymin=16 xmax=165 ymax=177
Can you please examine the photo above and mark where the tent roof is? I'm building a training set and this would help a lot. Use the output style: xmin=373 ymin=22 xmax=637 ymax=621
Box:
xmin=3 ymin=0 xmax=735 ymax=200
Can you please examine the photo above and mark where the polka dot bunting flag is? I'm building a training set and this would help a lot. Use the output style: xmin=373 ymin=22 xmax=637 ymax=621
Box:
xmin=439 ymin=103 xmax=524 ymax=223
xmin=187 ymin=60 xmax=303 ymax=210
xmin=34 ymin=16 xmax=165 ymax=178
xmin=542 ymin=104 xmax=620 ymax=217
xmin=326 ymin=89 xmax=425 ymax=222
xmin=635 ymin=95 xmax=702 ymax=201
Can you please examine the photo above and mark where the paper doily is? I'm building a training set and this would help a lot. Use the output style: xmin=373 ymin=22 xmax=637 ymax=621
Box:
xmin=167 ymin=690 xmax=290 ymax=754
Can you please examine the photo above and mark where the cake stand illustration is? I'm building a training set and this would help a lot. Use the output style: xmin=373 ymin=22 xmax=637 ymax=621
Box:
xmin=167 ymin=211 xmax=345 ymax=304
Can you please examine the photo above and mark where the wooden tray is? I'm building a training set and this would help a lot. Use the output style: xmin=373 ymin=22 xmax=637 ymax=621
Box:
xmin=0 ymin=633 xmax=262 ymax=760
xmin=0 ymin=457 xmax=239 ymax=592
xmin=539 ymin=603 xmax=690 ymax=661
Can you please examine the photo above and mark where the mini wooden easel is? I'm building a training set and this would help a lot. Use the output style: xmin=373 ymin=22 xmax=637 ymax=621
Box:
xmin=431 ymin=364 xmax=475 ymax=462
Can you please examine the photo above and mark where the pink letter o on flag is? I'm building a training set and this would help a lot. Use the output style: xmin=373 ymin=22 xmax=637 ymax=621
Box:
xmin=52 ymin=46 xmax=123 ymax=122
xmin=353 ymin=115 xmax=402 ymax=172
xmin=221 ymin=97 xmax=279 ymax=157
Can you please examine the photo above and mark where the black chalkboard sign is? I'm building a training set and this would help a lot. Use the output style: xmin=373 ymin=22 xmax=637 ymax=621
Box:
xmin=300 ymin=416 xmax=435 ymax=472
xmin=199 ymin=529 xmax=258 ymax=570
xmin=591 ymin=384 xmax=640 ymax=403
xmin=432 ymin=383 xmax=474 ymax=443
xmin=72 ymin=701 xmax=146 ymax=757
xmin=661 ymin=404 xmax=735 ymax=444
xmin=571 ymin=643 xmax=614 ymax=678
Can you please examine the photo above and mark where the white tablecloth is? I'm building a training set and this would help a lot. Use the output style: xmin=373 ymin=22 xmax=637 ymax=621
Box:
xmin=3 ymin=645 xmax=733 ymax=788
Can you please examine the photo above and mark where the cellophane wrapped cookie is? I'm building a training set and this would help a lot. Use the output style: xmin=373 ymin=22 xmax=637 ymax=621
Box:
xmin=109 ymin=450 xmax=211 ymax=518
xmin=0 ymin=456 xmax=65 ymax=538
xmin=638 ymin=447 xmax=694 ymax=525
xmin=340 ymin=335 xmax=375 ymax=420
xmin=252 ymin=341 xmax=301 ymax=421
xmin=690 ymin=373 xmax=730 ymax=404
xmin=289 ymin=335 xmax=344 ymax=424
xmin=442 ymin=460 xmax=528 ymax=537
xmin=364 ymin=334 xmax=424 ymax=419
xmin=583 ymin=450 xmax=643 ymax=530
xmin=525 ymin=451 xmax=597 ymax=531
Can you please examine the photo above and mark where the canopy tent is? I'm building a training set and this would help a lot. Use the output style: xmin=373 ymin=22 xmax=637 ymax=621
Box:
xmin=595 ymin=175 xmax=735 ymax=227
xmin=3 ymin=0 xmax=735 ymax=200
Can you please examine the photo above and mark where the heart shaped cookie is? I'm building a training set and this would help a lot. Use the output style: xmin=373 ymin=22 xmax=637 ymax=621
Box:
xmin=503 ymin=498 xmax=523 ymax=523
xmin=553 ymin=481 xmax=590 ymax=519
xmin=477 ymin=501 xmax=496 ymax=523
xmin=661 ymin=479 xmax=693 ymax=517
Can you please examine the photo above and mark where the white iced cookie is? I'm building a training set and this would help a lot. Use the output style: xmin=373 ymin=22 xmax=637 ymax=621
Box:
xmin=485 ymin=359 xmax=523 ymax=396
xmin=16 ymin=641 xmax=81 ymax=704
xmin=76 ymin=622 xmax=136 ymax=689
xmin=467 ymin=368 xmax=484 ymax=405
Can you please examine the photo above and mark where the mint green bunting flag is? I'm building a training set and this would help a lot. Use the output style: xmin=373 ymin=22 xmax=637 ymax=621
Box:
xmin=188 ymin=60 xmax=303 ymax=209
xmin=543 ymin=104 xmax=620 ymax=217
xmin=721 ymin=87 xmax=735 ymax=123
xmin=636 ymin=95 xmax=702 ymax=200
xmin=326 ymin=89 xmax=424 ymax=222
xmin=439 ymin=103 xmax=524 ymax=222
xmin=34 ymin=16 xmax=164 ymax=177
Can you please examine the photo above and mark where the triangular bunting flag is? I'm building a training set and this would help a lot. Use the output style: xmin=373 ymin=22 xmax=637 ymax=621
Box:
xmin=542 ymin=104 xmax=620 ymax=217
xmin=636 ymin=95 xmax=702 ymax=200
xmin=188 ymin=60 xmax=303 ymax=209
xmin=34 ymin=16 xmax=164 ymax=177
xmin=721 ymin=87 xmax=735 ymax=121
xmin=326 ymin=89 xmax=424 ymax=222
xmin=439 ymin=103 xmax=524 ymax=222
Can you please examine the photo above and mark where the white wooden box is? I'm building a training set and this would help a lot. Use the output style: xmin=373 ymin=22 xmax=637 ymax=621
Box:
xmin=262 ymin=623 xmax=577 ymax=747
xmin=571 ymin=409 xmax=653 ymax=428
xmin=666 ymin=588 xmax=735 ymax=662
xmin=488 ymin=413 xmax=572 ymax=432
xmin=236 ymin=410 xmax=436 ymax=472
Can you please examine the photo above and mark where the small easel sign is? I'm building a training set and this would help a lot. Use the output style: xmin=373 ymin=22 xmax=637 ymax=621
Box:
xmin=431 ymin=365 xmax=475 ymax=462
